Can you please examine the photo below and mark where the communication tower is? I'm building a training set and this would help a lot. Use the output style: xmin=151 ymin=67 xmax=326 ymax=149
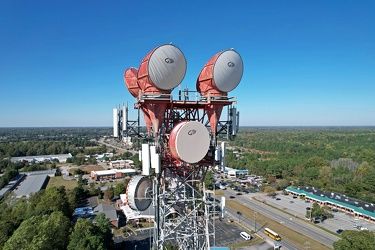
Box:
xmin=118 ymin=44 xmax=243 ymax=249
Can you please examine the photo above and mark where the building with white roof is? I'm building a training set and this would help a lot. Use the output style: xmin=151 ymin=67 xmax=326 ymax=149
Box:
xmin=90 ymin=169 xmax=137 ymax=181
xmin=109 ymin=159 xmax=134 ymax=169
xmin=11 ymin=153 xmax=72 ymax=163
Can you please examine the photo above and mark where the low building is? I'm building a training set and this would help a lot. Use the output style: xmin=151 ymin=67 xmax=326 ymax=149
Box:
xmin=85 ymin=153 xmax=114 ymax=161
xmin=224 ymin=167 xmax=248 ymax=178
xmin=285 ymin=186 xmax=375 ymax=223
xmin=0 ymin=174 xmax=25 ymax=201
xmin=74 ymin=204 xmax=121 ymax=228
xmin=11 ymin=153 xmax=72 ymax=163
xmin=93 ymin=204 xmax=120 ymax=228
xmin=109 ymin=159 xmax=134 ymax=169
xmin=91 ymin=169 xmax=137 ymax=181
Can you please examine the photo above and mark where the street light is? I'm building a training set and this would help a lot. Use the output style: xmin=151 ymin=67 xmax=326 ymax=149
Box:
xmin=135 ymin=245 xmax=137 ymax=250
xmin=254 ymin=211 xmax=257 ymax=232
xmin=237 ymin=211 xmax=242 ymax=223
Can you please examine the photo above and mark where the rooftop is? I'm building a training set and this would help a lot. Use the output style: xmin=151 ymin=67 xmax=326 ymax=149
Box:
xmin=286 ymin=186 xmax=375 ymax=219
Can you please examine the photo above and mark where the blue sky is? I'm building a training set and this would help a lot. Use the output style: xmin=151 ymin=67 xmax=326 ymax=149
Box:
xmin=1 ymin=0 xmax=374 ymax=127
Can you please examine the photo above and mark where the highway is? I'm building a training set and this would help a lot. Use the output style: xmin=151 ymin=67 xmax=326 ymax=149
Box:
xmin=225 ymin=207 xmax=301 ymax=250
xmin=221 ymin=189 xmax=339 ymax=249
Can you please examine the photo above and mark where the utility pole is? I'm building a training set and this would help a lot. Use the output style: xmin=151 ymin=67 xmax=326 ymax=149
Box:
xmin=237 ymin=211 xmax=242 ymax=223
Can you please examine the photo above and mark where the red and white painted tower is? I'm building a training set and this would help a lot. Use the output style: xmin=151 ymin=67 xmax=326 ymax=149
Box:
xmin=120 ymin=43 xmax=243 ymax=250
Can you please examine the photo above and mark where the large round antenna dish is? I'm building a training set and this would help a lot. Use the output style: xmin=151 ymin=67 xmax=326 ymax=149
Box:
xmin=197 ymin=49 xmax=243 ymax=96
xmin=124 ymin=67 xmax=140 ymax=98
xmin=169 ymin=121 xmax=210 ymax=163
xmin=138 ymin=44 xmax=187 ymax=93
xmin=126 ymin=175 xmax=152 ymax=211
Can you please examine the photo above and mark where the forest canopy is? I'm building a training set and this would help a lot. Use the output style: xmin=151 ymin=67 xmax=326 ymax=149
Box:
xmin=225 ymin=126 xmax=375 ymax=203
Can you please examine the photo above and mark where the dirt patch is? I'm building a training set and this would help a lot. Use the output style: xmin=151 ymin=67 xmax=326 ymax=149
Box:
xmin=81 ymin=165 xmax=105 ymax=172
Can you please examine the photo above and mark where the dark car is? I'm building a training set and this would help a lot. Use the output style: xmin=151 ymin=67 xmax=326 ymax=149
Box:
xmin=229 ymin=196 xmax=235 ymax=199
xmin=276 ymin=198 xmax=281 ymax=200
xmin=236 ymin=192 xmax=242 ymax=195
xmin=336 ymin=229 xmax=343 ymax=234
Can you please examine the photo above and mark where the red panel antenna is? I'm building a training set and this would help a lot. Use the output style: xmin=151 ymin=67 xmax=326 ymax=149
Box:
xmin=124 ymin=67 xmax=140 ymax=98
xmin=124 ymin=67 xmax=152 ymax=135
xmin=196 ymin=49 xmax=243 ymax=135
xmin=137 ymin=44 xmax=187 ymax=136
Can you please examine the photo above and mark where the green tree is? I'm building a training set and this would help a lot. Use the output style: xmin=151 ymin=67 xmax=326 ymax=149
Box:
xmin=204 ymin=170 xmax=215 ymax=190
xmin=103 ymin=189 xmax=114 ymax=200
xmin=114 ymin=183 xmax=126 ymax=196
xmin=308 ymin=202 xmax=332 ymax=221
xmin=306 ymin=157 xmax=327 ymax=169
xmin=333 ymin=230 xmax=375 ymax=250
xmin=311 ymin=202 xmax=323 ymax=220
xmin=356 ymin=162 xmax=373 ymax=180
xmin=3 ymin=212 xmax=70 ymax=250
xmin=68 ymin=216 xmax=113 ymax=250
xmin=264 ymin=185 xmax=276 ymax=196
xmin=0 ymin=220 xmax=17 ymax=248
xmin=165 ymin=242 xmax=178 ymax=250
xmin=130 ymin=153 xmax=142 ymax=169
xmin=94 ymin=213 xmax=114 ymax=247
xmin=68 ymin=218 xmax=106 ymax=250
xmin=35 ymin=186 xmax=71 ymax=217
xmin=276 ymin=179 xmax=289 ymax=190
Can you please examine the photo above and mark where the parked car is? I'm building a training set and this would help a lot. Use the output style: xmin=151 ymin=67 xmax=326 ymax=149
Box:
xmin=336 ymin=229 xmax=343 ymax=234
xmin=240 ymin=231 xmax=252 ymax=240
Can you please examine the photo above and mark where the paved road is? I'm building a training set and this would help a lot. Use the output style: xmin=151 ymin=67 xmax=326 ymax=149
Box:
xmin=225 ymin=207 xmax=296 ymax=250
xmin=97 ymin=138 xmax=138 ymax=155
xmin=221 ymin=189 xmax=340 ymax=249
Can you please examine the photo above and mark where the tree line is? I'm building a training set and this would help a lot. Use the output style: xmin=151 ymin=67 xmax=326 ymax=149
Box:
xmin=0 ymin=127 xmax=112 ymax=142
xmin=0 ymin=140 xmax=107 ymax=159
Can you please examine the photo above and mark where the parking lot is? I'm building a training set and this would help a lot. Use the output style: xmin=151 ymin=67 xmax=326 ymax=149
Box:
xmin=258 ymin=192 xmax=375 ymax=234
xmin=210 ymin=219 xmax=251 ymax=247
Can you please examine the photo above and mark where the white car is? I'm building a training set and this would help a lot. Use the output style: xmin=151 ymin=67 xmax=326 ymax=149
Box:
xmin=240 ymin=231 xmax=252 ymax=240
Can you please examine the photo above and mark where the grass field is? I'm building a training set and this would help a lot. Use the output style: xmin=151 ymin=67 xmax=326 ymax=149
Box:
xmin=81 ymin=165 xmax=105 ymax=172
xmin=215 ymin=190 xmax=224 ymax=196
xmin=228 ymin=236 xmax=264 ymax=249
xmin=226 ymin=200 xmax=332 ymax=250
xmin=46 ymin=176 xmax=77 ymax=190
xmin=67 ymin=165 xmax=105 ymax=175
